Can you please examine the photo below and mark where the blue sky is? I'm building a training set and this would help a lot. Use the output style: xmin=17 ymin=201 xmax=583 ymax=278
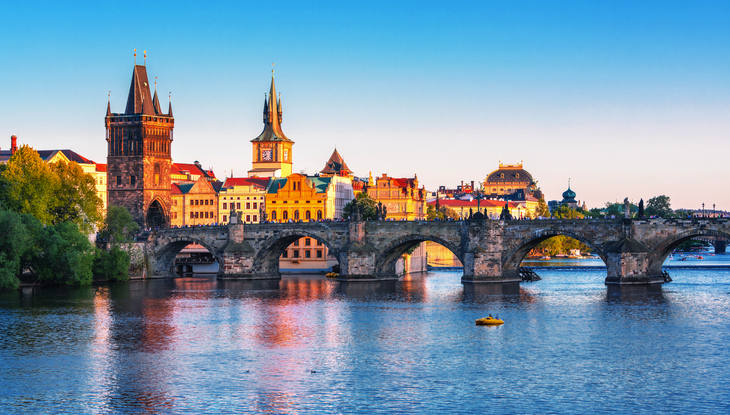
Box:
xmin=1 ymin=1 xmax=728 ymax=210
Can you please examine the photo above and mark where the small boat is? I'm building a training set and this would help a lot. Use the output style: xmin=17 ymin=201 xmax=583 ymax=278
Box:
xmin=475 ymin=316 xmax=504 ymax=326
xmin=539 ymin=256 xmax=551 ymax=260
xmin=325 ymin=272 xmax=339 ymax=278
xmin=696 ymin=256 xmax=704 ymax=260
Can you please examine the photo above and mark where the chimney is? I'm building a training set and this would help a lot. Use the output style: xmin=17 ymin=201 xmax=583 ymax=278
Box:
xmin=10 ymin=135 xmax=18 ymax=155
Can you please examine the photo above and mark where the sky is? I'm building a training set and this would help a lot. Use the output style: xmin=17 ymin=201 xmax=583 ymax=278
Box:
xmin=1 ymin=1 xmax=728 ymax=210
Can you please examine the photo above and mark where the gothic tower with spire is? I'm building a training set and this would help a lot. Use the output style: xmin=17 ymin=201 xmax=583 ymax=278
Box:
xmin=248 ymin=72 xmax=294 ymax=178
xmin=106 ymin=62 xmax=174 ymax=228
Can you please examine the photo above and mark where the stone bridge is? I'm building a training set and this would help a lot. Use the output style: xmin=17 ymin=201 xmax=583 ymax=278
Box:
xmin=143 ymin=216 xmax=730 ymax=285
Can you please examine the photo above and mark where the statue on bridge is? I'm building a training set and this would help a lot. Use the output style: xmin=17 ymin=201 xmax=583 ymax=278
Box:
xmin=624 ymin=198 xmax=630 ymax=219
xmin=499 ymin=203 xmax=513 ymax=220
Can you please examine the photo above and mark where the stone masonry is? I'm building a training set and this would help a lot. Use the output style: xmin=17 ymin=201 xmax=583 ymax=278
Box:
xmin=142 ymin=217 xmax=730 ymax=285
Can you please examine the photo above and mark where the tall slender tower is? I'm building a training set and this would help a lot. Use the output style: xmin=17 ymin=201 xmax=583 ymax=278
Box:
xmin=106 ymin=63 xmax=174 ymax=228
xmin=248 ymin=72 xmax=294 ymax=177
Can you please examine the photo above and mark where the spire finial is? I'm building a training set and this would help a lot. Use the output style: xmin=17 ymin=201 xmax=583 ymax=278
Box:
xmin=144 ymin=50 xmax=147 ymax=66
xmin=272 ymin=62 xmax=275 ymax=77
xmin=134 ymin=49 xmax=137 ymax=64
xmin=568 ymin=178 xmax=571 ymax=189
xmin=155 ymin=77 xmax=157 ymax=91
xmin=108 ymin=91 xmax=111 ymax=102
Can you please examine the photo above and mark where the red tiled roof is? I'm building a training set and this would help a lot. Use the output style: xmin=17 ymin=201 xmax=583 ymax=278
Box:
xmin=173 ymin=163 xmax=206 ymax=176
xmin=95 ymin=164 xmax=107 ymax=172
xmin=223 ymin=177 xmax=270 ymax=189
xmin=428 ymin=199 xmax=520 ymax=208
xmin=171 ymin=183 xmax=183 ymax=195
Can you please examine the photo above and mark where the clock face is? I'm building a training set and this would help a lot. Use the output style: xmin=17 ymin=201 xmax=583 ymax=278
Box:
xmin=283 ymin=149 xmax=288 ymax=161
xmin=262 ymin=149 xmax=272 ymax=161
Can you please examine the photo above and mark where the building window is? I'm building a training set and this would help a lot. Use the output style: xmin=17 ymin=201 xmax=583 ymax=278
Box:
xmin=253 ymin=215 xmax=257 ymax=222
xmin=174 ymin=200 xmax=177 ymax=206
xmin=316 ymin=250 xmax=322 ymax=258
xmin=117 ymin=176 xmax=122 ymax=186
xmin=271 ymin=211 xmax=277 ymax=220
xmin=223 ymin=215 xmax=227 ymax=222
xmin=130 ymin=176 xmax=136 ymax=186
xmin=190 ymin=200 xmax=194 ymax=206
xmin=305 ymin=211 xmax=311 ymax=220
xmin=283 ymin=211 xmax=288 ymax=220
xmin=246 ymin=203 xmax=251 ymax=209
xmin=305 ymin=238 xmax=311 ymax=246
xmin=282 ymin=250 xmax=288 ymax=258
xmin=293 ymin=250 xmax=299 ymax=258
xmin=294 ymin=239 xmax=299 ymax=246
xmin=253 ymin=202 xmax=257 ymax=209
xmin=294 ymin=210 xmax=299 ymax=220
xmin=210 ymin=199 xmax=213 ymax=205
xmin=204 ymin=212 xmax=209 ymax=218
xmin=204 ymin=199 xmax=209 ymax=206
xmin=246 ymin=215 xmax=251 ymax=222
xmin=223 ymin=203 xmax=227 ymax=209
xmin=305 ymin=250 xmax=311 ymax=259
xmin=317 ymin=241 xmax=323 ymax=246
xmin=190 ymin=212 xmax=194 ymax=219
xmin=195 ymin=200 xmax=199 ymax=206
xmin=237 ymin=203 xmax=241 ymax=209
xmin=317 ymin=210 xmax=322 ymax=220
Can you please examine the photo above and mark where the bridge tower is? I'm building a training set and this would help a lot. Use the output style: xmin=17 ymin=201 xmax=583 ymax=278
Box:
xmin=106 ymin=60 xmax=174 ymax=228
xmin=248 ymin=70 xmax=294 ymax=178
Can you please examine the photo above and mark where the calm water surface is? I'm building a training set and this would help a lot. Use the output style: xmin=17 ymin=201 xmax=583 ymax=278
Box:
xmin=1 ymin=265 xmax=729 ymax=414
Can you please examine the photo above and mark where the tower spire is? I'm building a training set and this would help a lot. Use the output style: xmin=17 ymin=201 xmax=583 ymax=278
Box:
xmin=168 ymin=92 xmax=173 ymax=117
xmin=107 ymin=91 xmax=112 ymax=116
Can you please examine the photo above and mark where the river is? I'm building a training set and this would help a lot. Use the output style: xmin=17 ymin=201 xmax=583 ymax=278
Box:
xmin=1 ymin=262 xmax=729 ymax=413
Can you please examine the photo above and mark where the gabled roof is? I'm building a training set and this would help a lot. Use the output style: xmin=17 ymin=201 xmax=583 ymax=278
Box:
xmin=125 ymin=65 xmax=156 ymax=115
xmin=96 ymin=164 xmax=107 ymax=172
xmin=251 ymin=75 xmax=293 ymax=143
xmin=320 ymin=148 xmax=352 ymax=175
xmin=223 ymin=177 xmax=271 ymax=189
xmin=266 ymin=176 xmax=332 ymax=194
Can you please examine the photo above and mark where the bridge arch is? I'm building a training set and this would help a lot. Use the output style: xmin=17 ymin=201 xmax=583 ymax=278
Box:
xmin=374 ymin=234 xmax=463 ymax=277
xmin=647 ymin=229 xmax=730 ymax=275
xmin=250 ymin=229 xmax=341 ymax=276
xmin=501 ymin=229 xmax=606 ymax=272
xmin=153 ymin=236 xmax=223 ymax=276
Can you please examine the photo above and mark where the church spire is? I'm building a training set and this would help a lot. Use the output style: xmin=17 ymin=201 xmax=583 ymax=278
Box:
xmin=251 ymin=72 xmax=292 ymax=143
xmin=125 ymin=65 xmax=155 ymax=115
xmin=106 ymin=92 xmax=112 ymax=116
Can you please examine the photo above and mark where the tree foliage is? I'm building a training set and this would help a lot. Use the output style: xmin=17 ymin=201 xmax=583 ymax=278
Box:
xmin=33 ymin=222 xmax=95 ymax=285
xmin=529 ymin=235 xmax=591 ymax=256
xmin=93 ymin=245 xmax=131 ymax=282
xmin=1 ymin=146 xmax=103 ymax=233
xmin=645 ymin=195 xmax=672 ymax=218
xmin=99 ymin=205 xmax=140 ymax=243
xmin=551 ymin=205 xmax=585 ymax=219
xmin=49 ymin=160 xmax=103 ymax=234
xmin=343 ymin=192 xmax=378 ymax=220
xmin=536 ymin=198 xmax=550 ymax=218
xmin=1 ymin=145 xmax=57 ymax=225
xmin=427 ymin=205 xmax=458 ymax=220
xmin=0 ymin=210 xmax=36 ymax=289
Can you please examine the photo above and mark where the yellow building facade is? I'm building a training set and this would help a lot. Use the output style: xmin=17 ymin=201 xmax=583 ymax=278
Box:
xmin=367 ymin=173 xmax=427 ymax=220
xmin=170 ymin=176 xmax=219 ymax=227
xmin=217 ymin=177 xmax=270 ymax=224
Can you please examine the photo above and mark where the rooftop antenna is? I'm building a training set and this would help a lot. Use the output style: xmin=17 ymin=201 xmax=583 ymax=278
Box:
xmin=134 ymin=49 xmax=137 ymax=65
xmin=144 ymin=50 xmax=147 ymax=65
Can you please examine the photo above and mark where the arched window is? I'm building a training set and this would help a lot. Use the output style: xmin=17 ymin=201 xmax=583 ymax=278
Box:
xmin=294 ymin=210 xmax=299 ymax=220
xmin=317 ymin=210 xmax=323 ymax=220
xmin=271 ymin=211 xmax=277 ymax=221
xmin=154 ymin=164 xmax=161 ymax=185
xmin=283 ymin=211 xmax=288 ymax=220
xmin=305 ymin=211 xmax=311 ymax=220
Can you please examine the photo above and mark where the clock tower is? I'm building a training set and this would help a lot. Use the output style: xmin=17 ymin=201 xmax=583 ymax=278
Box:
xmin=248 ymin=72 xmax=294 ymax=178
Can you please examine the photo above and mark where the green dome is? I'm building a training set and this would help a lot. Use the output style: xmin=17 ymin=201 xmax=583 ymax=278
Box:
xmin=562 ymin=187 xmax=576 ymax=202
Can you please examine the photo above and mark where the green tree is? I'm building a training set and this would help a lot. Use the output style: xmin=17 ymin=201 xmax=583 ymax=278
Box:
xmin=536 ymin=198 xmax=550 ymax=218
xmin=93 ymin=245 xmax=131 ymax=282
xmin=1 ymin=145 xmax=57 ymax=225
xmin=99 ymin=205 xmax=140 ymax=243
xmin=645 ymin=195 xmax=672 ymax=218
xmin=552 ymin=205 xmax=584 ymax=219
xmin=33 ymin=222 xmax=95 ymax=285
xmin=343 ymin=192 xmax=377 ymax=220
xmin=427 ymin=205 xmax=459 ymax=220
xmin=0 ymin=210 xmax=36 ymax=289
xmin=49 ymin=160 xmax=103 ymax=234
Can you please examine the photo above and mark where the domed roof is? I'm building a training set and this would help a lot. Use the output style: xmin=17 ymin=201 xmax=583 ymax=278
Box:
xmin=485 ymin=163 xmax=534 ymax=184
xmin=562 ymin=187 xmax=576 ymax=200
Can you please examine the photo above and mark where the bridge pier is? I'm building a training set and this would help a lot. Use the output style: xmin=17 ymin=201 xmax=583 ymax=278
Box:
xmin=460 ymin=248 xmax=521 ymax=283
xmin=712 ymin=240 xmax=726 ymax=254
xmin=604 ymin=238 xmax=664 ymax=285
